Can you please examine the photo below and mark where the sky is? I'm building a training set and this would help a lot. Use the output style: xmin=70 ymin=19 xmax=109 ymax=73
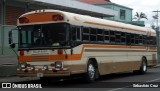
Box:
xmin=111 ymin=0 xmax=160 ymax=27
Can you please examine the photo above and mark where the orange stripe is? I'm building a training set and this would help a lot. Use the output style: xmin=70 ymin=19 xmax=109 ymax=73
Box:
xmin=20 ymin=12 xmax=63 ymax=24
xmin=19 ymin=45 xmax=149 ymax=62
xmin=84 ymin=21 xmax=146 ymax=33
xmin=19 ymin=54 xmax=81 ymax=62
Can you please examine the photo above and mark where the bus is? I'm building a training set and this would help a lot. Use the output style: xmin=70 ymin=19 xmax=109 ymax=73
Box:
xmin=9 ymin=9 xmax=157 ymax=82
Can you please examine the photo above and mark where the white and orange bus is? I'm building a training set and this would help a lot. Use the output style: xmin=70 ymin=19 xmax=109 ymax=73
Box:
xmin=9 ymin=9 xmax=157 ymax=82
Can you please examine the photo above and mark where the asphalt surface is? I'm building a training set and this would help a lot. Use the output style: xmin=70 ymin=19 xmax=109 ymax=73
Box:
xmin=1 ymin=67 xmax=160 ymax=91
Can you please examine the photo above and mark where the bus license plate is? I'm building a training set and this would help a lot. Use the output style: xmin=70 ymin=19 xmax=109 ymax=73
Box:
xmin=37 ymin=73 xmax=43 ymax=77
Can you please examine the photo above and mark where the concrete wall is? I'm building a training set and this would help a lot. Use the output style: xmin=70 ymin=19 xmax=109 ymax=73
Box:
xmin=0 ymin=0 xmax=34 ymax=64
xmin=0 ymin=0 xmax=45 ymax=57
xmin=3 ymin=25 xmax=17 ymax=55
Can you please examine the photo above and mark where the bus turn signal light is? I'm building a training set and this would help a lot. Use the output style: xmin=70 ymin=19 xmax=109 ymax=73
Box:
xmin=52 ymin=15 xmax=64 ymax=21
xmin=19 ymin=17 xmax=29 ymax=23
xmin=57 ymin=49 xmax=63 ymax=55
xmin=50 ymin=63 xmax=54 ymax=67
xmin=19 ymin=51 xmax=24 ymax=56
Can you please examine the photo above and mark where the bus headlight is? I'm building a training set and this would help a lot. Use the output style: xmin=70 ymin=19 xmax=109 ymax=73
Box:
xmin=55 ymin=61 xmax=62 ymax=68
xmin=30 ymin=65 xmax=35 ymax=71
xmin=43 ymin=65 xmax=48 ymax=70
xmin=20 ymin=63 xmax=27 ymax=69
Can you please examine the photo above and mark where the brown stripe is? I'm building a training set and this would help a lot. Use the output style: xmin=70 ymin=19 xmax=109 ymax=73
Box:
xmin=99 ymin=61 xmax=141 ymax=75
xmin=85 ymin=49 xmax=147 ymax=52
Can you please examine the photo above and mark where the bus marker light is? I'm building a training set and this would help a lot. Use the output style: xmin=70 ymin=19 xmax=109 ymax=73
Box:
xmin=43 ymin=65 xmax=48 ymax=70
xmin=52 ymin=68 xmax=55 ymax=70
xmin=52 ymin=15 xmax=64 ymax=21
xmin=24 ymin=68 xmax=28 ymax=72
xmin=19 ymin=51 xmax=24 ymax=56
xmin=57 ymin=49 xmax=63 ymax=55
xmin=38 ymin=68 xmax=42 ymax=71
xmin=30 ymin=66 xmax=35 ymax=71
xmin=50 ymin=63 xmax=54 ymax=67
xmin=19 ymin=17 xmax=29 ymax=23
xmin=60 ymin=68 xmax=63 ymax=70
xmin=17 ymin=68 xmax=22 ymax=71
xmin=27 ymin=64 xmax=30 ymax=67
xmin=20 ymin=62 xmax=27 ymax=69
xmin=55 ymin=61 xmax=62 ymax=68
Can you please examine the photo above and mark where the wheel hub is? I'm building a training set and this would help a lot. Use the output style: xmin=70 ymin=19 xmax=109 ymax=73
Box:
xmin=143 ymin=62 xmax=147 ymax=71
xmin=88 ymin=64 xmax=95 ymax=79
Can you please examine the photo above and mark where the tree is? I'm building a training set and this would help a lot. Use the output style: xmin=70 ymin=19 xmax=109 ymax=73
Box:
xmin=133 ymin=12 xmax=148 ymax=21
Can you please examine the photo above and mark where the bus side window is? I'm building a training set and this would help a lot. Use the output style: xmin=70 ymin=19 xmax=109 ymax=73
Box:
xmin=126 ymin=33 xmax=131 ymax=45
xmin=147 ymin=36 xmax=151 ymax=45
xmin=115 ymin=31 xmax=121 ymax=43
xmin=143 ymin=35 xmax=147 ymax=45
xmin=76 ymin=27 xmax=81 ymax=41
xmin=90 ymin=28 xmax=97 ymax=42
xmin=72 ymin=26 xmax=77 ymax=41
xmin=135 ymin=34 xmax=139 ymax=45
xmin=104 ymin=30 xmax=110 ymax=43
xmin=139 ymin=35 xmax=143 ymax=45
xmin=110 ymin=30 xmax=115 ymax=43
xmin=82 ymin=27 xmax=90 ymax=41
xmin=97 ymin=29 xmax=104 ymax=42
xmin=153 ymin=36 xmax=157 ymax=45
xmin=121 ymin=32 xmax=126 ymax=45
xmin=151 ymin=36 xmax=157 ymax=46
xmin=131 ymin=33 xmax=135 ymax=45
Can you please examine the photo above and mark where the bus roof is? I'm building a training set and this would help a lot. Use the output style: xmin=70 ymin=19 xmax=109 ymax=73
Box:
xmin=18 ymin=9 xmax=156 ymax=36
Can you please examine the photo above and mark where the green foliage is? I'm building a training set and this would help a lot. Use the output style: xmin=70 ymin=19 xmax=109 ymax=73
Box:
xmin=133 ymin=12 xmax=148 ymax=21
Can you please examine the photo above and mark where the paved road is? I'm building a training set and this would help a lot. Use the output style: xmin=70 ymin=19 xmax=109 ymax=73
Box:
xmin=1 ymin=67 xmax=160 ymax=91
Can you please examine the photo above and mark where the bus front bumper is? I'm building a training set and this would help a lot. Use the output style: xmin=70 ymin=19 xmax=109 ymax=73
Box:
xmin=17 ymin=68 xmax=71 ymax=77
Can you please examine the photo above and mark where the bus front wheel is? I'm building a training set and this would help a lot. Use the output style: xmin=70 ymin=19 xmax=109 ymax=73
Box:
xmin=85 ymin=61 xmax=98 ymax=82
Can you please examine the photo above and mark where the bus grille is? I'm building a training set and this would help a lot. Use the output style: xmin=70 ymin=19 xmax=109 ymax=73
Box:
xmin=32 ymin=56 xmax=49 ymax=61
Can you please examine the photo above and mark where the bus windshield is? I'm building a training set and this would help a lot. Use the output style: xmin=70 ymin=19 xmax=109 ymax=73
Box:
xmin=18 ymin=23 xmax=70 ymax=48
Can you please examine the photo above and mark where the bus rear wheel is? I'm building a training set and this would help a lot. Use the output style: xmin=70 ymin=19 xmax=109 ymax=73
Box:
xmin=134 ymin=57 xmax=147 ymax=75
xmin=139 ymin=58 xmax=147 ymax=74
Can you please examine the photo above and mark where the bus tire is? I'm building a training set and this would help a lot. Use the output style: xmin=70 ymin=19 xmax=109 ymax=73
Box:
xmin=135 ymin=57 xmax=147 ymax=75
xmin=85 ymin=61 xmax=97 ymax=82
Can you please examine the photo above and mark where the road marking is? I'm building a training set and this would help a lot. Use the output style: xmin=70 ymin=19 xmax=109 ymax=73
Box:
xmin=107 ymin=84 xmax=134 ymax=91
xmin=146 ymin=77 xmax=160 ymax=82
xmin=108 ymin=77 xmax=160 ymax=91
xmin=107 ymin=85 xmax=131 ymax=91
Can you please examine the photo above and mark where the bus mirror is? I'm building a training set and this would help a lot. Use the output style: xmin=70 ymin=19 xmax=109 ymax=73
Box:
xmin=8 ymin=31 xmax=12 ymax=44
xmin=9 ymin=38 xmax=12 ymax=44
xmin=10 ymin=43 xmax=16 ymax=48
